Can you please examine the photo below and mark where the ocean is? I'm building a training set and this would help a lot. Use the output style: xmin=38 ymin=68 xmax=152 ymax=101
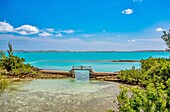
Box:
xmin=14 ymin=51 xmax=170 ymax=72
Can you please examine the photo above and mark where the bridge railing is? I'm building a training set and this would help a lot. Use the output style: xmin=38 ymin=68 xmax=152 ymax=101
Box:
xmin=72 ymin=66 xmax=92 ymax=70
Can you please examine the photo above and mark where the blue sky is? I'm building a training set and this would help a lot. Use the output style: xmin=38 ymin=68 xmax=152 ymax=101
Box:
xmin=0 ymin=0 xmax=170 ymax=51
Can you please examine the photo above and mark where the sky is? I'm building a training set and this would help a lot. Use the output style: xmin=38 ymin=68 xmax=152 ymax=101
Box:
xmin=0 ymin=0 xmax=170 ymax=51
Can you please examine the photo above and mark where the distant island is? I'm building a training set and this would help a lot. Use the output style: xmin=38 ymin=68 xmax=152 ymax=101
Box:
xmin=10 ymin=50 xmax=169 ymax=52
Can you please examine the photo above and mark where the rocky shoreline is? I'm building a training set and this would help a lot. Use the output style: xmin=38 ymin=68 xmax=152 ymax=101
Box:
xmin=111 ymin=60 xmax=139 ymax=62
xmin=1 ymin=69 xmax=120 ymax=82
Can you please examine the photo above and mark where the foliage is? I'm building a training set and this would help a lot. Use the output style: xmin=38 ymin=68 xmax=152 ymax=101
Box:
xmin=142 ymin=60 xmax=170 ymax=85
xmin=118 ymin=66 xmax=142 ymax=85
xmin=116 ymin=57 xmax=170 ymax=112
xmin=0 ymin=42 xmax=37 ymax=91
xmin=161 ymin=30 xmax=170 ymax=48
xmin=117 ymin=81 xmax=170 ymax=112
xmin=118 ymin=57 xmax=170 ymax=86
xmin=140 ymin=57 xmax=168 ymax=71
xmin=0 ymin=42 xmax=35 ymax=74
xmin=0 ymin=75 xmax=9 ymax=91
xmin=7 ymin=42 xmax=14 ymax=57
xmin=0 ymin=50 xmax=4 ymax=70
xmin=116 ymin=31 xmax=170 ymax=111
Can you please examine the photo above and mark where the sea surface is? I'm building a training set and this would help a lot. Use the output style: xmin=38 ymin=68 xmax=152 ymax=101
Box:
xmin=14 ymin=51 xmax=170 ymax=72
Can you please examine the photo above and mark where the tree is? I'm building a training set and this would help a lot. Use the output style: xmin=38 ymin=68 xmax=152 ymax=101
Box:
xmin=161 ymin=30 xmax=170 ymax=48
xmin=0 ymin=51 xmax=5 ymax=69
xmin=0 ymin=42 xmax=26 ymax=72
xmin=7 ymin=42 xmax=14 ymax=57
xmin=0 ymin=42 xmax=34 ymax=74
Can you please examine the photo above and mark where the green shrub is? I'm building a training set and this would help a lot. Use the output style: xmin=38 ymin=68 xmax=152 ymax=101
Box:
xmin=143 ymin=60 xmax=170 ymax=85
xmin=118 ymin=66 xmax=142 ymax=85
xmin=118 ymin=57 xmax=170 ymax=86
xmin=117 ymin=81 xmax=170 ymax=112
xmin=0 ymin=42 xmax=35 ymax=75
xmin=0 ymin=75 xmax=9 ymax=91
xmin=116 ymin=57 xmax=170 ymax=112
xmin=140 ymin=57 xmax=168 ymax=71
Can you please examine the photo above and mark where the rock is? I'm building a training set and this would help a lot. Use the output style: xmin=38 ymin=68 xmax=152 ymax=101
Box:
xmin=12 ymin=78 xmax=21 ymax=82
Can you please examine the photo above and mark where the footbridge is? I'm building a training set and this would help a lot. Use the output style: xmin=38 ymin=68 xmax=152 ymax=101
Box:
xmin=69 ymin=66 xmax=94 ymax=77
xmin=40 ymin=66 xmax=118 ymax=79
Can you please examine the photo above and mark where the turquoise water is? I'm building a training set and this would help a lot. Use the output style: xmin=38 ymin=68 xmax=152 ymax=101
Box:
xmin=75 ymin=70 xmax=90 ymax=82
xmin=14 ymin=52 xmax=170 ymax=72
xmin=0 ymin=79 xmax=121 ymax=112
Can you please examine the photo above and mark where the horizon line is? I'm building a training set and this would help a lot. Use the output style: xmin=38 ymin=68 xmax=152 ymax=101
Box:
xmin=9 ymin=49 xmax=169 ymax=52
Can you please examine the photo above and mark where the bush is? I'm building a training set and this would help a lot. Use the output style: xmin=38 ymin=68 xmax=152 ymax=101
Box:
xmin=116 ymin=57 xmax=170 ymax=112
xmin=143 ymin=60 xmax=170 ymax=85
xmin=0 ymin=42 xmax=35 ymax=74
xmin=118 ymin=57 xmax=170 ymax=86
xmin=117 ymin=81 xmax=170 ymax=112
xmin=140 ymin=57 xmax=168 ymax=71
xmin=0 ymin=75 xmax=9 ymax=91
xmin=118 ymin=66 xmax=142 ymax=85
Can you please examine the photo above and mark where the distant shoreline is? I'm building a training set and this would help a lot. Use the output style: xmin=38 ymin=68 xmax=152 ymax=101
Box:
xmin=11 ymin=50 xmax=170 ymax=52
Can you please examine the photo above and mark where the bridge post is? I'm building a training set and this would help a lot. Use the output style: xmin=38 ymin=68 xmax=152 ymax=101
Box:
xmin=89 ymin=69 xmax=95 ymax=78
xmin=69 ymin=69 xmax=75 ymax=78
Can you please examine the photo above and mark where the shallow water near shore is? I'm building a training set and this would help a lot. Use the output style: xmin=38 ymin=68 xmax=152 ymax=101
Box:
xmin=0 ymin=79 xmax=121 ymax=112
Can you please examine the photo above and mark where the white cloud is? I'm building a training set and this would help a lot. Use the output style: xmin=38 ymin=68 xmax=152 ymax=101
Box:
xmin=83 ymin=34 xmax=95 ymax=37
xmin=136 ymin=38 xmax=162 ymax=42
xmin=156 ymin=27 xmax=166 ymax=32
xmin=0 ymin=21 xmax=80 ymax=38
xmin=61 ymin=30 xmax=75 ymax=34
xmin=0 ymin=34 xmax=166 ymax=51
xmin=133 ymin=0 xmax=142 ymax=2
xmin=55 ymin=31 xmax=62 ymax=37
xmin=15 ymin=25 xmax=39 ymax=35
xmin=128 ymin=39 xmax=136 ymax=43
xmin=45 ymin=28 xmax=55 ymax=33
xmin=0 ymin=21 xmax=14 ymax=32
xmin=39 ymin=31 xmax=52 ymax=37
xmin=56 ymin=33 xmax=62 ymax=37
xmin=122 ymin=9 xmax=133 ymax=15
